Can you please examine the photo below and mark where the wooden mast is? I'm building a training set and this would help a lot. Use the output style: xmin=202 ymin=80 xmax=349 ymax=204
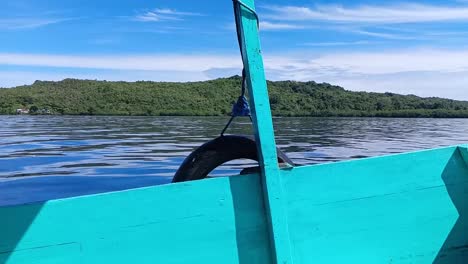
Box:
xmin=235 ymin=1 xmax=293 ymax=263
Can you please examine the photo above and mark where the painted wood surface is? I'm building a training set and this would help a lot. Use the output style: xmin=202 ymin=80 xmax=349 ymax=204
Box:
xmin=1 ymin=146 xmax=467 ymax=263
xmin=1 ymin=175 xmax=272 ymax=264
xmin=236 ymin=0 xmax=293 ymax=263
xmin=282 ymin=146 xmax=468 ymax=263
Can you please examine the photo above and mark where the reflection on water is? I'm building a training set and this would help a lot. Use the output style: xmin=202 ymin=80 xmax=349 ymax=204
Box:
xmin=0 ymin=116 xmax=467 ymax=205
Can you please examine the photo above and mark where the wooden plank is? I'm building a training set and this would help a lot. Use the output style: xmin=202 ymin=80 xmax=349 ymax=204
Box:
xmin=458 ymin=146 xmax=468 ymax=166
xmin=281 ymin=146 xmax=468 ymax=263
xmin=0 ymin=175 xmax=271 ymax=264
xmin=0 ymin=243 xmax=81 ymax=264
xmin=236 ymin=1 xmax=293 ymax=263
xmin=2 ymin=145 xmax=467 ymax=263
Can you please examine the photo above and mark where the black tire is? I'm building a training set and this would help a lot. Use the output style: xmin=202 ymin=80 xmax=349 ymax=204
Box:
xmin=172 ymin=135 xmax=293 ymax=183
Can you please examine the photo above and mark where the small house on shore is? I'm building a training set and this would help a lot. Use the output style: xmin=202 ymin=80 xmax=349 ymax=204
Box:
xmin=16 ymin=108 xmax=30 ymax=114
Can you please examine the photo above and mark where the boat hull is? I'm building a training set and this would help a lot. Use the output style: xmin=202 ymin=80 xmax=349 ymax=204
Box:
xmin=1 ymin=145 xmax=467 ymax=263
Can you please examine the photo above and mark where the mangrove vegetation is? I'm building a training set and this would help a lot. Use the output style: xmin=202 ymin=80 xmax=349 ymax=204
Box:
xmin=1 ymin=76 xmax=468 ymax=117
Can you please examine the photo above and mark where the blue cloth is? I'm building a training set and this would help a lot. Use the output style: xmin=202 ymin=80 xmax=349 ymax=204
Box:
xmin=232 ymin=96 xmax=251 ymax=117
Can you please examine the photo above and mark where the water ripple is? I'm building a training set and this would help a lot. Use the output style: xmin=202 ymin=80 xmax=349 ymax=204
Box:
xmin=1 ymin=116 xmax=467 ymax=205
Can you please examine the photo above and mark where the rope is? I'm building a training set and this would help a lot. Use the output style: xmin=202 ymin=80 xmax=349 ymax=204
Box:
xmin=221 ymin=0 xmax=259 ymax=136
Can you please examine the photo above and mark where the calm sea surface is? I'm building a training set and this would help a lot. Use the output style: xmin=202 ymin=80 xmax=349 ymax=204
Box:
xmin=1 ymin=116 xmax=467 ymax=205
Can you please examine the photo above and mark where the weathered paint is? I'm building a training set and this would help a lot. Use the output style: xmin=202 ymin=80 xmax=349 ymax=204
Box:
xmin=236 ymin=0 xmax=293 ymax=263
xmin=1 ymin=146 xmax=467 ymax=263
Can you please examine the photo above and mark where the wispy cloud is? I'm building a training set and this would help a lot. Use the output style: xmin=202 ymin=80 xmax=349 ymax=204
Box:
xmin=348 ymin=29 xmax=416 ymax=40
xmin=0 ymin=70 xmax=209 ymax=88
xmin=1 ymin=50 xmax=468 ymax=99
xmin=0 ymin=18 xmax=68 ymax=30
xmin=224 ymin=21 xmax=307 ymax=32
xmin=0 ymin=53 xmax=241 ymax=72
xmin=302 ymin=41 xmax=378 ymax=47
xmin=259 ymin=21 xmax=304 ymax=31
xmin=262 ymin=3 xmax=468 ymax=24
xmin=2 ymin=49 xmax=468 ymax=78
xmin=134 ymin=8 xmax=202 ymax=22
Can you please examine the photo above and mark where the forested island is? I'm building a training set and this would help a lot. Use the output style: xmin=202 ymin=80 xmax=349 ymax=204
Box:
xmin=1 ymin=76 xmax=468 ymax=117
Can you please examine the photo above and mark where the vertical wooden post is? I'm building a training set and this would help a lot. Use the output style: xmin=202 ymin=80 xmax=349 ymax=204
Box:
xmin=236 ymin=1 xmax=293 ymax=263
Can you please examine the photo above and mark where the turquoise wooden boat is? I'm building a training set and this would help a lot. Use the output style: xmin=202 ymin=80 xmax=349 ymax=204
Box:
xmin=1 ymin=1 xmax=467 ymax=263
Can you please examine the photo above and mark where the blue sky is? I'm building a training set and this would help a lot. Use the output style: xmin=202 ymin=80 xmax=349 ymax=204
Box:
xmin=1 ymin=0 xmax=468 ymax=100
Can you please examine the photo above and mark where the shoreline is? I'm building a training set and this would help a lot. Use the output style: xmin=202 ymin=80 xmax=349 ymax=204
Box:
xmin=3 ymin=114 xmax=468 ymax=119
xmin=2 ymin=77 xmax=468 ymax=118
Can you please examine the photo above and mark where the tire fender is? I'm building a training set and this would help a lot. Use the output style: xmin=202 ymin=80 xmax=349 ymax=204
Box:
xmin=172 ymin=135 xmax=293 ymax=183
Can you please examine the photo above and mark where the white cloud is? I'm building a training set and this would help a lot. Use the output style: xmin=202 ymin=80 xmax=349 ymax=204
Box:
xmin=2 ymin=50 xmax=468 ymax=76
xmin=331 ymin=71 xmax=468 ymax=100
xmin=134 ymin=8 xmax=201 ymax=22
xmin=0 ymin=53 xmax=241 ymax=72
xmin=347 ymin=29 xmax=416 ymax=40
xmin=0 ymin=70 xmax=208 ymax=88
xmin=0 ymin=18 xmax=67 ymax=30
xmin=263 ymin=3 xmax=468 ymax=24
xmin=263 ymin=49 xmax=468 ymax=100
xmin=300 ymin=49 xmax=468 ymax=75
xmin=303 ymin=41 xmax=378 ymax=46
xmin=259 ymin=21 xmax=304 ymax=30
xmin=153 ymin=8 xmax=200 ymax=16
xmin=1 ymin=49 xmax=468 ymax=100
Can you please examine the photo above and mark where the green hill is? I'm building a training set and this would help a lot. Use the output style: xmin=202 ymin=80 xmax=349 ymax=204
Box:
xmin=1 ymin=76 xmax=468 ymax=117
